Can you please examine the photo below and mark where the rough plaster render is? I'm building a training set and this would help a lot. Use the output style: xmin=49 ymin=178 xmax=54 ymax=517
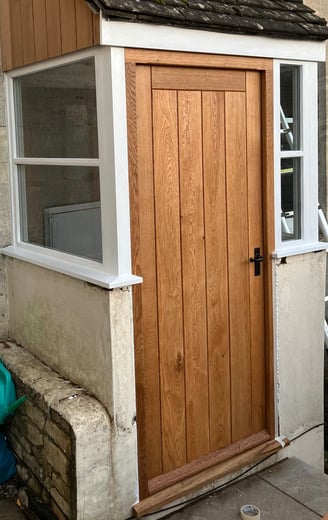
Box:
xmin=86 ymin=0 xmax=328 ymax=40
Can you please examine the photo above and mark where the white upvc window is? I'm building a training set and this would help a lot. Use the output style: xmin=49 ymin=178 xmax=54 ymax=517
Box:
xmin=274 ymin=59 xmax=324 ymax=257
xmin=3 ymin=47 xmax=141 ymax=288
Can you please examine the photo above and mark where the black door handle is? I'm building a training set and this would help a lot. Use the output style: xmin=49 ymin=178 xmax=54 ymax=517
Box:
xmin=250 ymin=247 xmax=264 ymax=276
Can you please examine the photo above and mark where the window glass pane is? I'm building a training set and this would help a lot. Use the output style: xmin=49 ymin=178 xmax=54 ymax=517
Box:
xmin=281 ymin=158 xmax=301 ymax=241
xmin=15 ymin=59 xmax=98 ymax=158
xmin=19 ymin=165 xmax=102 ymax=261
xmin=280 ymin=65 xmax=300 ymax=151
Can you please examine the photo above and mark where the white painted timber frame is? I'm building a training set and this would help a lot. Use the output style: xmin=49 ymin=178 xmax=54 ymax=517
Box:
xmin=2 ymin=21 xmax=327 ymax=285
xmin=273 ymin=60 xmax=326 ymax=257
xmin=2 ymin=46 xmax=142 ymax=289
xmin=100 ymin=20 xmax=327 ymax=257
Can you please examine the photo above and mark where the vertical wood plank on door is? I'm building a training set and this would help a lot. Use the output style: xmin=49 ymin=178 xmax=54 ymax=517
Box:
xmin=33 ymin=0 xmax=48 ymax=62
xmin=11 ymin=0 xmax=24 ymax=68
xmin=45 ymin=0 xmax=62 ymax=58
xmin=203 ymin=91 xmax=231 ymax=452
xmin=75 ymin=0 xmax=93 ymax=49
xmin=225 ymin=91 xmax=252 ymax=442
xmin=134 ymin=66 xmax=163 ymax=489
xmin=21 ymin=0 xmax=35 ymax=65
xmin=60 ymin=0 xmax=77 ymax=54
xmin=178 ymin=90 xmax=209 ymax=462
xmin=246 ymin=71 xmax=266 ymax=432
xmin=153 ymin=89 xmax=186 ymax=474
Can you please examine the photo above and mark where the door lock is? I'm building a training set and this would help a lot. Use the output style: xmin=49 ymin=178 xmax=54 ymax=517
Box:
xmin=250 ymin=248 xmax=264 ymax=276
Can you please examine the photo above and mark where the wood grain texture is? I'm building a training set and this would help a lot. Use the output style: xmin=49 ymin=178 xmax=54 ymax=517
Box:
xmin=134 ymin=437 xmax=290 ymax=517
xmin=178 ymin=90 xmax=209 ymax=462
xmin=149 ymin=429 xmax=269 ymax=494
xmin=225 ymin=90 xmax=252 ymax=443
xmin=127 ymin=54 xmax=275 ymax=497
xmin=21 ymin=0 xmax=35 ymax=64
xmin=1 ymin=0 xmax=98 ymax=70
xmin=33 ymin=0 xmax=48 ymax=61
xmin=153 ymin=89 xmax=187 ymax=474
xmin=135 ymin=66 xmax=163 ymax=486
xmin=153 ymin=66 xmax=245 ymax=91
xmin=246 ymin=71 xmax=266 ymax=433
xmin=0 ymin=0 xmax=13 ymax=70
xmin=60 ymin=0 xmax=77 ymax=54
xmin=125 ymin=49 xmax=273 ymax=73
xmin=202 ymin=91 xmax=231 ymax=452
xmin=75 ymin=0 xmax=93 ymax=49
xmin=11 ymin=0 xmax=24 ymax=68
xmin=45 ymin=0 xmax=61 ymax=57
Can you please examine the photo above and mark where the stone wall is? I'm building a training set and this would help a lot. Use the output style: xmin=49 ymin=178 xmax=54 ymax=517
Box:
xmin=0 ymin=44 xmax=10 ymax=339
xmin=0 ymin=341 xmax=112 ymax=520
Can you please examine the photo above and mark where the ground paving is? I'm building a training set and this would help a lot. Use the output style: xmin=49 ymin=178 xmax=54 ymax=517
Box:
xmin=166 ymin=458 xmax=328 ymax=520
xmin=1 ymin=457 xmax=328 ymax=519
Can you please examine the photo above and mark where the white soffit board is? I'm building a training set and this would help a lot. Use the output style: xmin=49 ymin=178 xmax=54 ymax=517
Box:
xmin=101 ymin=19 xmax=326 ymax=62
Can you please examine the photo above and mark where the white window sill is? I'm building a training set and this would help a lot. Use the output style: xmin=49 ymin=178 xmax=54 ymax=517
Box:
xmin=1 ymin=246 xmax=143 ymax=289
xmin=272 ymin=242 xmax=328 ymax=258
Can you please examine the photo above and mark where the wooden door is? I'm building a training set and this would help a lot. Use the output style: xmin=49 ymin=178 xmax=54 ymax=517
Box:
xmin=127 ymin=60 xmax=272 ymax=499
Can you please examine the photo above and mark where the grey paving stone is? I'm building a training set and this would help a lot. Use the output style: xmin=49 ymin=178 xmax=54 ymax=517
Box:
xmin=166 ymin=474 xmax=321 ymax=520
xmin=259 ymin=457 xmax=328 ymax=517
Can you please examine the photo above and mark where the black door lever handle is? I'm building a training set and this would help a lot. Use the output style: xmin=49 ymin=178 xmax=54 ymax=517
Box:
xmin=250 ymin=247 xmax=264 ymax=276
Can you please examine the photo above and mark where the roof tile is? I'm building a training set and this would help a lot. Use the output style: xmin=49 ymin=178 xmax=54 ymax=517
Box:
xmin=87 ymin=0 xmax=328 ymax=40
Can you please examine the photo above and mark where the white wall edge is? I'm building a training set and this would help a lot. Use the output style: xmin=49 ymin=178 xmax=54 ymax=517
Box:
xmin=1 ymin=246 xmax=143 ymax=289
xmin=101 ymin=20 xmax=326 ymax=62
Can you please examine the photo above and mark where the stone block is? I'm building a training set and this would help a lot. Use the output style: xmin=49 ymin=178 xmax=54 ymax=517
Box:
xmin=45 ymin=419 xmax=71 ymax=455
xmin=44 ymin=437 xmax=70 ymax=484
xmin=50 ymin=487 xmax=71 ymax=518
xmin=26 ymin=420 xmax=43 ymax=447
xmin=24 ymin=452 xmax=44 ymax=482
xmin=52 ymin=473 xmax=71 ymax=503
xmin=24 ymin=399 xmax=46 ymax=430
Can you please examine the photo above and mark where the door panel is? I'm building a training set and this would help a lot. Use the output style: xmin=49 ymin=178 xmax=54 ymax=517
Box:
xmin=129 ymin=63 xmax=269 ymax=498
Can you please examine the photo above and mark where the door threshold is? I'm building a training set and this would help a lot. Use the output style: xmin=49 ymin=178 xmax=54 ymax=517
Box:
xmin=133 ymin=437 xmax=289 ymax=518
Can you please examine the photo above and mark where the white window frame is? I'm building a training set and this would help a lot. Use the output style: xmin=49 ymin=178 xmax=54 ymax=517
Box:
xmin=273 ymin=59 xmax=325 ymax=257
xmin=2 ymin=46 xmax=142 ymax=288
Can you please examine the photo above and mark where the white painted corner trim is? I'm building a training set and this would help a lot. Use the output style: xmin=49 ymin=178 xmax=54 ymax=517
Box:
xmin=101 ymin=19 xmax=326 ymax=62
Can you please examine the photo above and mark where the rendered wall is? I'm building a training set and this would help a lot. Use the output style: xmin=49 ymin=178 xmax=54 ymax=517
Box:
xmin=275 ymin=251 xmax=326 ymax=469
xmin=5 ymin=259 xmax=138 ymax=519
xmin=0 ymin=47 xmax=9 ymax=339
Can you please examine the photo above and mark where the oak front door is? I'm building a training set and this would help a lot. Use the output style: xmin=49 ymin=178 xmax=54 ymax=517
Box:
xmin=127 ymin=56 xmax=272 ymax=499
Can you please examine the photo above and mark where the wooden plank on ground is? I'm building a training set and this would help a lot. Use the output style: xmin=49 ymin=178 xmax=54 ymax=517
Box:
xmin=133 ymin=437 xmax=290 ymax=518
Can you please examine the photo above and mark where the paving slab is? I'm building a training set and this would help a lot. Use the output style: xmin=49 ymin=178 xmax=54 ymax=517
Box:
xmin=166 ymin=458 xmax=326 ymax=520
xmin=0 ymin=499 xmax=25 ymax=520
xmin=260 ymin=457 xmax=328 ymax=517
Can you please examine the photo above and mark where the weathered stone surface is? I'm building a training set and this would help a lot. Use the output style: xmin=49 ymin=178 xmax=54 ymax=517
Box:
xmin=1 ymin=340 xmax=114 ymax=519
xmin=89 ymin=0 xmax=328 ymax=40
xmin=50 ymin=487 xmax=70 ymax=518
xmin=44 ymin=438 xmax=70 ymax=484
xmin=24 ymin=400 xmax=46 ymax=430
xmin=45 ymin=420 xmax=71 ymax=455
xmin=52 ymin=473 xmax=71 ymax=502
